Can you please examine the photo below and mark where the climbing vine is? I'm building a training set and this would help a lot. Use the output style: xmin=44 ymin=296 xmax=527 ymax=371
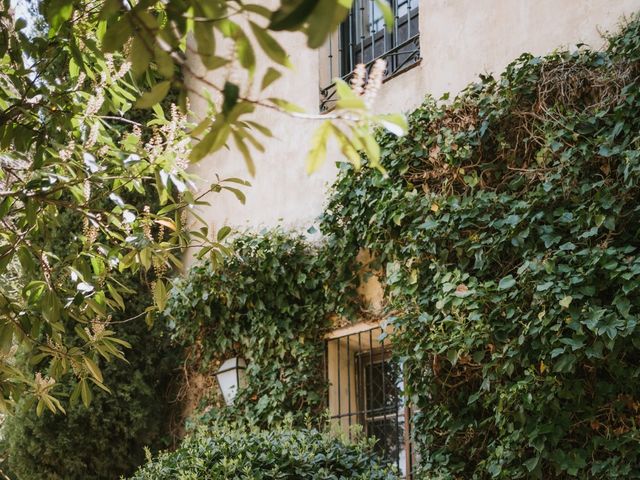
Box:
xmin=168 ymin=16 xmax=640 ymax=479
xmin=322 ymin=16 xmax=640 ymax=480
xmin=166 ymin=231 xmax=354 ymax=427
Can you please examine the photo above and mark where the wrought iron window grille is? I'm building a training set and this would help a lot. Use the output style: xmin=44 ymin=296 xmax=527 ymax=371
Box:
xmin=320 ymin=0 xmax=420 ymax=112
xmin=324 ymin=325 xmax=415 ymax=478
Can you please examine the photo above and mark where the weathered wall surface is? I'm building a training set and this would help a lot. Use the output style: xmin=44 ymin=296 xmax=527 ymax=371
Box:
xmin=186 ymin=0 xmax=640 ymax=263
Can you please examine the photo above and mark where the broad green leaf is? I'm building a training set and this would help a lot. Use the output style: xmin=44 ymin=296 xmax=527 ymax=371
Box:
xmin=80 ymin=379 xmax=92 ymax=408
xmin=83 ymin=357 xmax=104 ymax=383
xmin=46 ymin=0 xmax=74 ymax=32
xmin=190 ymin=117 xmax=212 ymax=138
xmin=0 ymin=197 xmax=14 ymax=221
xmin=334 ymin=78 xmax=357 ymax=99
xmin=217 ymin=226 xmax=231 ymax=241
xmin=374 ymin=0 xmax=394 ymax=30
xmin=305 ymin=0 xmax=351 ymax=48
xmin=154 ymin=44 xmax=175 ymax=78
xmin=269 ymin=98 xmax=305 ymax=113
xmin=261 ymin=67 xmax=282 ymax=90
xmin=236 ymin=33 xmax=256 ymax=75
xmin=222 ymin=186 xmax=247 ymax=204
xmin=154 ymin=279 xmax=168 ymax=311
xmin=102 ymin=16 xmax=132 ymax=52
xmin=222 ymin=82 xmax=240 ymax=116
xmin=135 ymin=81 xmax=171 ymax=109
xmin=330 ymin=125 xmax=362 ymax=169
xmin=250 ymin=21 xmax=291 ymax=67
xmin=130 ymin=36 xmax=151 ymax=78
xmin=377 ymin=113 xmax=408 ymax=136
xmin=306 ymin=122 xmax=331 ymax=173
xmin=361 ymin=131 xmax=381 ymax=165
xmin=221 ymin=177 xmax=251 ymax=186
xmin=245 ymin=121 xmax=273 ymax=138
xmin=190 ymin=121 xmax=231 ymax=162
xmin=194 ymin=22 xmax=222 ymax=71
xmin=269 ymin=0 xmax=318 ymax=31
xmin=231 ymin=131 xmax=256 ymax=177
xmin=107 ymin=283 xmax=125 ymax=310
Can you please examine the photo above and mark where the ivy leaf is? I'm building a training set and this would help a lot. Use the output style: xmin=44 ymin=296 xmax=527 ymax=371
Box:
xmin=498 ymin=275 xmax=516 ymax=290
xmin=559 ymin=296 xmax=573 ymax=308
xmin=524 ymin=456 xmax=540 ymax=472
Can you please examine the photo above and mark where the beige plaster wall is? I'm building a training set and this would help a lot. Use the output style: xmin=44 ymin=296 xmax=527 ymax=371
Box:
xmin=186 ymin=0 xmax=640 ymax=264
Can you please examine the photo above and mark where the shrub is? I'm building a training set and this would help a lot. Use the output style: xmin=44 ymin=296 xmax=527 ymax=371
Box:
xmin=129 ymin=423 xmax=399 ymax=479
xmin=1 ymin=280 xmax=180 ymax=480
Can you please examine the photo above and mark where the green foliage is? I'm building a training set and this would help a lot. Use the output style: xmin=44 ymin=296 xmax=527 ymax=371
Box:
xmin=166 ymin=231 xmax=344 ymax=427
xmin=129 ymin=423 xmax=398 ymax=479
xmin=1 ymin=205 xmax=181 ymax=480
xmin=1 ymin=262 xmax=181 ymax=480
xmin=0 ymin=0 xmax=404 ymax=411
xmin=0 ymin=4 xmax=226 ymax=412
xmin=321 ymin=17 xmax=640 ymax=479
xmin=160 ymin=15 xmax=640 ymax=479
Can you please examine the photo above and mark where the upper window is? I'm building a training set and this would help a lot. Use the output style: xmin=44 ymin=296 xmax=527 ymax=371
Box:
xmin=320 ymin=0 xmax=420 ymax=111
xmin=325 ymin=324 xmax=415 ymax=478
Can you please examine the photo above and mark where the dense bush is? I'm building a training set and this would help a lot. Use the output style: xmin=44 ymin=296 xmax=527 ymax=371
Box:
xmin=129 ymin=423 xmax=398 ymax=479
xmin=1 ymin=205 xmax=180 ymax=480
xmin=321 ymin=15 xmax=640 ymax=480
xmin=1 ymin=282 xmax=179 ymax=480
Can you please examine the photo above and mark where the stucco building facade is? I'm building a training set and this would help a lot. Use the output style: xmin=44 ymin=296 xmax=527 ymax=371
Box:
xmin=186 ymin=0 xmax=640 ymax=244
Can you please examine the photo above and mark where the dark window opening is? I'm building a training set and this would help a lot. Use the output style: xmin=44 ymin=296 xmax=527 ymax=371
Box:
xmin=320 ymin=0 xmax=420 ymax=112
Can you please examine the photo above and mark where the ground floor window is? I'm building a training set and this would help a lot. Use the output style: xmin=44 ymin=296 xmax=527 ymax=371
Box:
xmin=325 ymin=324 xmax=414 ymax=477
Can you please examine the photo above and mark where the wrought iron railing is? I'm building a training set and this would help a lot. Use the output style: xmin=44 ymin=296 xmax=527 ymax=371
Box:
xmin=324 ymin=326 xmax=415 ymax=477
xmin=320 ymin=0 xmax=420 ymax=112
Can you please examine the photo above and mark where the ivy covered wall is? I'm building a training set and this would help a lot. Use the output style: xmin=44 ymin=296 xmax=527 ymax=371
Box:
xmin=169 ymin=16 xmax=640 ymax=479
xmin=167 ymin=232 xmax=355 ymax=427
xmin=322 ymin=17 xmax=640 ymax=479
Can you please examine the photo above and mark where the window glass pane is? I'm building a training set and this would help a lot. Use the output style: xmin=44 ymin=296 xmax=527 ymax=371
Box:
xmin=397 ymin=0 xmax=419 ymax=17
xmin=370 ymin=1 xmax=384 ymax=33
xmin=367 ymin=417 xmax=405 ymax=459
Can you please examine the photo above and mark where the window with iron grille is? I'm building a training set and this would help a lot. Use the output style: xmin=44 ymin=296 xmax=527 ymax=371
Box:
xmin=320 ymin=0 xmax=420 ymax=112
xmin=325 ymin=325 xmax=414 ymax=477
